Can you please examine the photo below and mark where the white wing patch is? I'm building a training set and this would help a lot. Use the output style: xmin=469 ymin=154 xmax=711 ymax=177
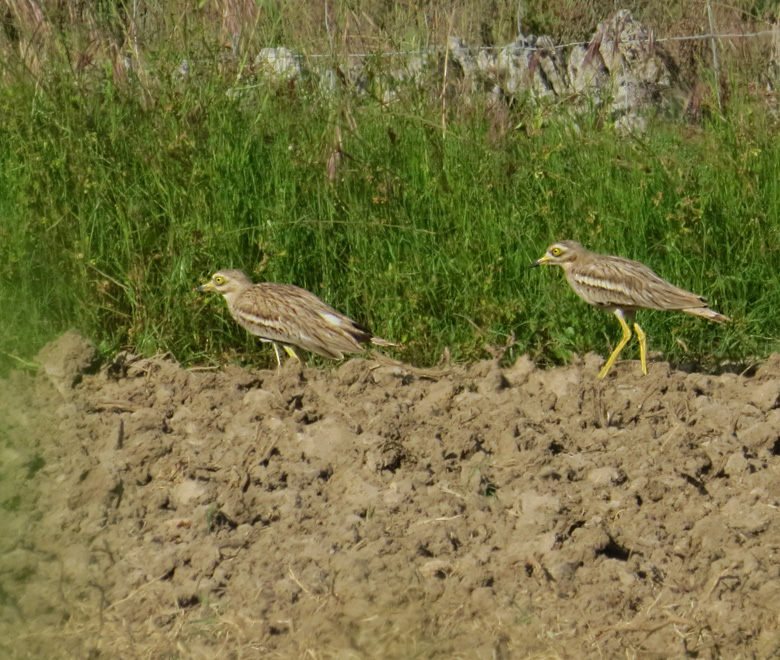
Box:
xmin=572 ymin=274 xmax=632 ymax=296
xmin=234 ymin=312 xmax=289 ymax=332
xmin=320 ymin=313 xmax=344 ymax=327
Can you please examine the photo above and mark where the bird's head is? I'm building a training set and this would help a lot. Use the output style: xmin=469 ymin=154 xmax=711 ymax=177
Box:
xmin=196 ymin=269 xmax=252 ymax=298
xmin=532 ymin=240 xmax=585 ymax=268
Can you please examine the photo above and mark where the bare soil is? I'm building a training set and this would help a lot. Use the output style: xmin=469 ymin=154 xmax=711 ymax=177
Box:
xmin=3 ymin=331 xmax=780 ymax=659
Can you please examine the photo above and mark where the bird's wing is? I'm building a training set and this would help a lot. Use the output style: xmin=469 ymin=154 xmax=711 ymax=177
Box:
xmin=230 ymin=283 xmax=370 ymax=358
xmin=567 ymin=256 xmax=707 ymax=311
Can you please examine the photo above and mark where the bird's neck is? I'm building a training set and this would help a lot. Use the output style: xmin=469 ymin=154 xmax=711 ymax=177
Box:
xmin=222 ymin=292 xmax=242 ymax=308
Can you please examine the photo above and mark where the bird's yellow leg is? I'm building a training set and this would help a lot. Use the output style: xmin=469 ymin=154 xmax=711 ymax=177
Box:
xmin=597 ymin=310 xmax=633 ymax=379
xmin=633 ymin=322 xmax=648 ymax=375
xmin=272 ymin=343 xmax=299 ymax=366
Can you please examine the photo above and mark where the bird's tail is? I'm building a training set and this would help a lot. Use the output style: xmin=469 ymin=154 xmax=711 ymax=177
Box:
xmin=371 ymin=336 xmax=404 ymax=350
xmin=683 ymin=306 xmax=731 ymax=323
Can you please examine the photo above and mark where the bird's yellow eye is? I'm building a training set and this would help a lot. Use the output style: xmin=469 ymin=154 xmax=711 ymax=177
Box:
xmin=213 ymin=275 xmax=225 ymax=285
xmin=551 ymin=247 xmax=562 ymax=256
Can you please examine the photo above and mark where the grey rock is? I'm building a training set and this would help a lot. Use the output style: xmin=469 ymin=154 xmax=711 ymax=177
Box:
xmin=255 ymin=47 xmax=306 ymax=81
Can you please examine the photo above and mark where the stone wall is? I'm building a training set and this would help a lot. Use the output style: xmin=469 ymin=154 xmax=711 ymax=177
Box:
xmin=250 ymin=10 xmax=684 ymax=133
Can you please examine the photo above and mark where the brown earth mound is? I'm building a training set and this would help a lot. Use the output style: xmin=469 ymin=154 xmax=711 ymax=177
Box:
xmin=2 ymin=331 xmax=780 ymax=659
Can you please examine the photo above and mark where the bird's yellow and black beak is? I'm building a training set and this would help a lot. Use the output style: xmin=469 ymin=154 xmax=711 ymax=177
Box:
xmin=532 ymin=254 xmax=551 ymax=268
xmin=195 ymin=281 xmax=216 ymax=293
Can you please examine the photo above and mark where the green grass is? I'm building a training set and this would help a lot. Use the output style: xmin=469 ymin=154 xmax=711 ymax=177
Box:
xmin=2 ymin=41 xmax=780 ymax=374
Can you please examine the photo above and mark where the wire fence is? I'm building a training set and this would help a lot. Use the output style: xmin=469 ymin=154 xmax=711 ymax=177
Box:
xmin=302 ymin=28 xmax=779 ymax=59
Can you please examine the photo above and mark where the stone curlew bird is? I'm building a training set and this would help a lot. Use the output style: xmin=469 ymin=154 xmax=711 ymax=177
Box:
xmin=533 ymin=240 xmax=729 ymax=378
xmin=197 ymin=269 xmax=400 ymax=364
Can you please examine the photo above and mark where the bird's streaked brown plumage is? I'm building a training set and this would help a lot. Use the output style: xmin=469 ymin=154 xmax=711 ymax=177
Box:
xmin=197 ymin=269 xmax=399 ymax=363
xmin=533 ymin=241 xmax=729 ymax=378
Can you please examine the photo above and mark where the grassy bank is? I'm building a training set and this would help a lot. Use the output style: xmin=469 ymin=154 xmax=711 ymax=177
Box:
xmin=1 ymin=73 xmax=777 ymax=374
xmin=1 ymin=4 xmax=779 ymax=373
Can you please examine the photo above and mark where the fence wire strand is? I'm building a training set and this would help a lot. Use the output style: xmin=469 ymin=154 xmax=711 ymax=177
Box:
xmin=303 ymin=29 xmax=779 ymax=59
